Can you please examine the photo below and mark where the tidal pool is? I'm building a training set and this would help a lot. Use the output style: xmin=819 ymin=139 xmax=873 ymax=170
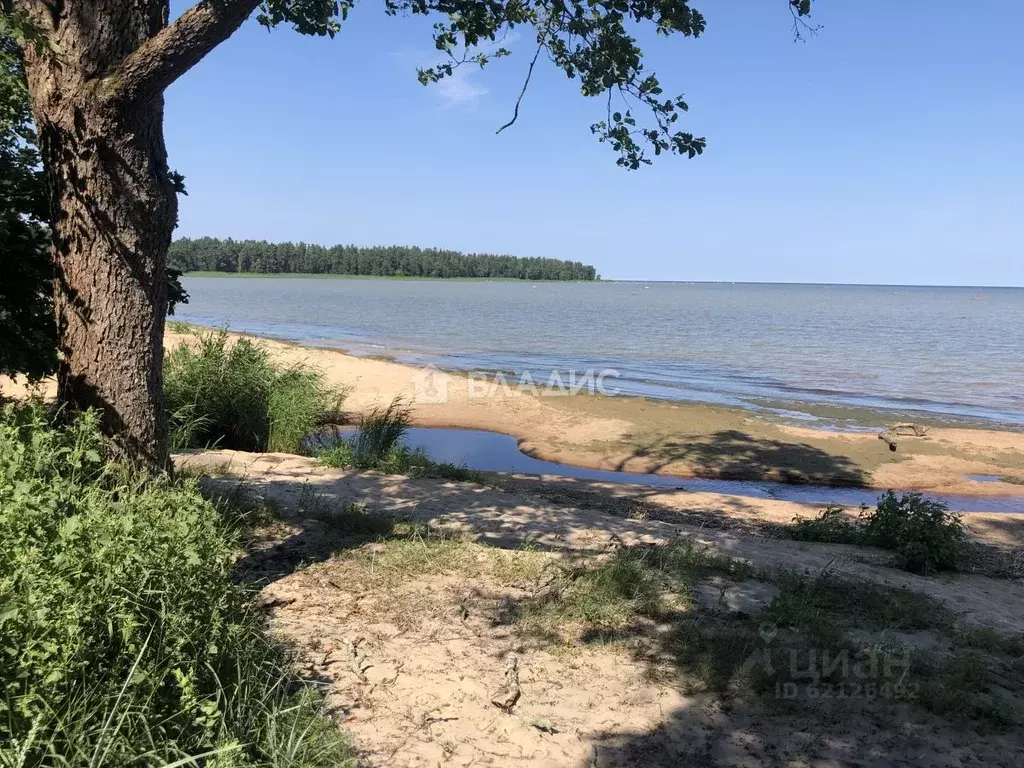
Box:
xmin=336 ymin=427 xmax=1024 ymax=514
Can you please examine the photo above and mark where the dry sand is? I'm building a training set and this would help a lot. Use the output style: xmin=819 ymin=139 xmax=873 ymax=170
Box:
xmin=182 ymin=448 xmax=1024 ymax=630
xmin=183 ymin=448 xmax=1024 ymax=767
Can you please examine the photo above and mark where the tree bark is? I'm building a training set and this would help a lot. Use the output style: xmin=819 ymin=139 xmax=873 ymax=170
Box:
xmin=12 ymin=0 xmax=268 ymax=470
xmin=18 ymin=1 xmax=179 ymax=471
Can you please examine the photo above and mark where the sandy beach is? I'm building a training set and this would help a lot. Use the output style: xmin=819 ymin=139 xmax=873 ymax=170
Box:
xmin=6 ymin=327 xmax=1024 ymax=500
xmin=178 ymin=330 xmax=1024 ymax=493
xmin=8 ymin=336 xmax=1024 ymax=766
xmin=5 ymin=328 xmax=1024 ymax=545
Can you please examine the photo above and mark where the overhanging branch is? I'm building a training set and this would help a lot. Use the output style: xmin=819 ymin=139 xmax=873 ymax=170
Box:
xmin=100 ymin=0 xmax=261 ymax=105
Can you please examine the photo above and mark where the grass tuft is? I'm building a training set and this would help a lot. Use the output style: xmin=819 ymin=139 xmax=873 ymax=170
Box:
xmin=165 ymin=329 xmax=347 ymax=454
xmin=167 ymin=319 xmax=193 ymax=334
xmin=317 ymin=398 xmax=487 ymax=482
xmin=316 ymin=397 xmax=411 ymax=470
xmin=347 ymin=397 xmax=411 ymax=467
xmin=295 ymin=486 xmax=395 ymax=537
xmin=521 ymin=541 xmax=753 ymax=631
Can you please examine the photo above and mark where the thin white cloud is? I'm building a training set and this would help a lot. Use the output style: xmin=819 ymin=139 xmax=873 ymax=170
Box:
xmin=435 ymin=65 xmax=489 ymax=108
xmin=394 ymin=31 xmax=522 ymax=110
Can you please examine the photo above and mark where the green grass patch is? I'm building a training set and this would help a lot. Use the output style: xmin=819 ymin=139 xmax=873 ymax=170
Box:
xmin=165 ymin=328 xmax=347 ymax=453
xmin=494 ymin=540 xmax=1021 ymax=725
xmin=293 ymin=486 xmax=396 ymax=538
xmin=519 ymin=542 xmax=752 ymax=632
xmin=0 ymin=403 xmax=355 ymax=766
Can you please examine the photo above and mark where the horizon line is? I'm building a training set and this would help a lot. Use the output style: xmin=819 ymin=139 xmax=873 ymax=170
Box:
xmin=603 ymin=279 xmax=1024 ymax=289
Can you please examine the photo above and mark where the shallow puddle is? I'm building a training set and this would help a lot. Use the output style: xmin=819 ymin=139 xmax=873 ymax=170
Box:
xmin=380 ymin=427 xmax=1024 ymax=514
xmin=965 ymin=474 xmax=1006 ymax=484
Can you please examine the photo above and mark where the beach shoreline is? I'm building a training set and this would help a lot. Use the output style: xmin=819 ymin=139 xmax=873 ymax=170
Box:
xmin=5 ymin=326 xmax=1024 ymax=502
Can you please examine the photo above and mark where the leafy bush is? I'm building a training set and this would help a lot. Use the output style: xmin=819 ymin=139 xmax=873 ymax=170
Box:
xmin=164 ymin=329 xmax=345 ymax=453
xmin=0 ymin=403 xmax=354 ymax=766
xmin=792 ymin=491 xmax=968 ymax=574
xmin=862 ymin=491 xmax=967 ymax=574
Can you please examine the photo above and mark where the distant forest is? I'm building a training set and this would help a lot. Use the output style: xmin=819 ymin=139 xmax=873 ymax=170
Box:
xmin=168 ymin=238 xmax=599 ymax=281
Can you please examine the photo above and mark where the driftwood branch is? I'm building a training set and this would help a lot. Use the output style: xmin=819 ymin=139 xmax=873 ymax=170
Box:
xmin=877 ymin=423 xmax=930 ymax=452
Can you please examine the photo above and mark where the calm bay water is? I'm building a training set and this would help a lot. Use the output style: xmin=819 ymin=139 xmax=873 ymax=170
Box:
xmin=178 ymin=278 xmax=1024 ymax=427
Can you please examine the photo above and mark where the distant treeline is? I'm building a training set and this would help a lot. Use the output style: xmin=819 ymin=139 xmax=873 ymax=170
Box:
xmin=168 ymin=238 xmax=599 ymax=281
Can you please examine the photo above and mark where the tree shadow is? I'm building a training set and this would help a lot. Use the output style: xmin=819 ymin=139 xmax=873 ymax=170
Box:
xmin=188 ymin=458 xmax=789 ymax=592
xmin=618 ymin=429 xmax=868 ymax=487
xmin=183 ymin=455 xmax=1024 ymax=765
xmin=489 ymin=559 xmax=1023 ymax=767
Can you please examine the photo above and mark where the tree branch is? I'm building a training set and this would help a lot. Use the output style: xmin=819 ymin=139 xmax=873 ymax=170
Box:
xmin=496 ymin=20 xmax=550 ymax=135
xmin=100 ymin=0 xmax=261 ymax=105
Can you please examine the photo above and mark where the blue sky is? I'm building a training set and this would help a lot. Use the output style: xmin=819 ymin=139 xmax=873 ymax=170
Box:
xmin=166 ymin=1 xmax=1023 ymax=285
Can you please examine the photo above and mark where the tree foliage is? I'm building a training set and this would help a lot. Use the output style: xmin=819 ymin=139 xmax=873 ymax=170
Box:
xmin=169 ymin=237 xmax=599 ymax=280
xmin=10 ymin=0 xmax=813 ymax=172
xmin=248 ymin=0 xmax=810 ymax=168
xmin=283 ymin=0 xmax=808 ymax=167
xmin=0 ymin=30 xmax=53 ymax=380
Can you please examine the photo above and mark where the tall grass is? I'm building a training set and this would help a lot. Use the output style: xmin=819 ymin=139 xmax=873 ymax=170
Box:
xmin=348 ymin=397 xmax=411 ymax=467
xmin=0 ymin=402 xmax=355 ymax=766
xmin=317 ymin=398 xmax=486 ymax=482
xmin=164 ymin=329 xmax=346 ymax=454
xmin=317 ymin=397 xmax=411 ymax=470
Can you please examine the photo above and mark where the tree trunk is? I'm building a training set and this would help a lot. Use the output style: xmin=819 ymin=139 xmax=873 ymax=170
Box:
xmin=19 ymin=3 xmax=178 ymax=472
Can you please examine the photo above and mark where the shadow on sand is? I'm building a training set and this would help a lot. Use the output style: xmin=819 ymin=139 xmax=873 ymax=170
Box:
xmin=189 ymin=459 xmax=1024 ymax=767
xmin=617 ymin=429 xmax=868 ymax=486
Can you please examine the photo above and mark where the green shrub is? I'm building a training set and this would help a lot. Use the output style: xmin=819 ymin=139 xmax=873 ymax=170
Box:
xmin=862 ymin=491 xmax=966 ymax=575
xmin=164 ymin=329 xmax=345 ymax=453
xmin=0 ymin=403 xmax=354 ymax=766
xmin=791 ymin=504 xmax=863 ymax=544
xmin=792 ymin=492 xmax=968 ymax=574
